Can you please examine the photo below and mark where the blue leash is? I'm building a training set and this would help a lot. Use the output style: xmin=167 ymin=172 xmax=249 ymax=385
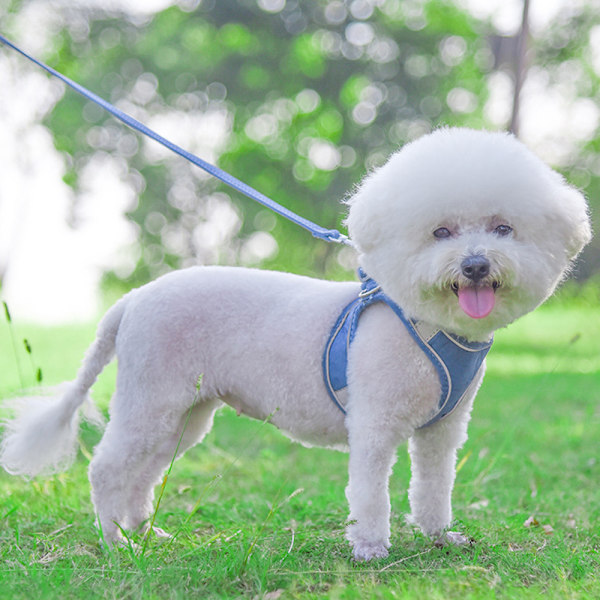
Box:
xmin=0 ymin=34 xmax=351 ymax=247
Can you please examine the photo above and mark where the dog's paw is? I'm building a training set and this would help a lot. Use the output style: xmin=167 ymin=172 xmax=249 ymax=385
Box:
xmin=352 ymin=541 xmax=389 ymax=562
xmin=434 ymin=530 xmax=473 ymax=548
xmin=150 ymin=526 xmax=172 ymax=539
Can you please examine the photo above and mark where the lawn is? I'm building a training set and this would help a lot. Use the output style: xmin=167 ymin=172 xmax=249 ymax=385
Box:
xmin=0 ymin=297 xmax=599 ymax=599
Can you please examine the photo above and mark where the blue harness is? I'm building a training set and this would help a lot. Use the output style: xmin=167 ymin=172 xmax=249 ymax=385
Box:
xmin=322 ymin=270 xmax=493 ymax=428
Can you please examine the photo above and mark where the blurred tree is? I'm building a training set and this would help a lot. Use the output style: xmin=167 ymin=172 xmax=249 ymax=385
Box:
xmin=3 ymin=0 xmax=598 ymax=289
xmin=32 ymin=0 xmax=493 ymax=288
xmin=524 ymin=0 xmax=600 ymax=279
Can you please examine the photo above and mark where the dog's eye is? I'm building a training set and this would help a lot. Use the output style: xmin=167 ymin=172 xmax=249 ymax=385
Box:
xmin=494 ymin=224 xmax=513 ymax=237
xmin=433 ymin=227 xmax=452 ymax=239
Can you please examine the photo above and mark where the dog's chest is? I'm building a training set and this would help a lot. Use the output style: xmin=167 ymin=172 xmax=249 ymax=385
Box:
xmin=325 ymin=292 xmax=491 ymax=429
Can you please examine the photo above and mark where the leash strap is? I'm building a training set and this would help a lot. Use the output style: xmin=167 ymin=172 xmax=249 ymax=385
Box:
xmin=0 ymin=33 xmax=351 ymax=246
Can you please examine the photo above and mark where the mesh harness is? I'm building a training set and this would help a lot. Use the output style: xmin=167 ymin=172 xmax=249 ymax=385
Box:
xmin=322 ymin=270 xmax=493 ymax=428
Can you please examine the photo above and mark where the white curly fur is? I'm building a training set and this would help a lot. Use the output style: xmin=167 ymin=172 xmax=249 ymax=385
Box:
xmin=0 ymin=128 xmax=591 ymax=561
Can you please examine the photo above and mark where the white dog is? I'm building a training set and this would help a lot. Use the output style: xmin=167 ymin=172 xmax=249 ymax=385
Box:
xmin=0 ymin=128 xmax=591 ymax=561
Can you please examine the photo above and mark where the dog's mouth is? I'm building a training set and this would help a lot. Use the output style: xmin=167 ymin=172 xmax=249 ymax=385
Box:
xmin=451 ymin=281 xmax=500 ymax=319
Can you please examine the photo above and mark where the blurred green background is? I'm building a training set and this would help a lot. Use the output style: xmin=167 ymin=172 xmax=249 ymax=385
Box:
xmin=0 ymin=5 xmax=598 ymax=595
xmin=0 ymin=0 xmax=598 ymax=302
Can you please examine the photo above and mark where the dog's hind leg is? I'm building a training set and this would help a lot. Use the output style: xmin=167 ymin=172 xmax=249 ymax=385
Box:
xmin=88 ymin=415 xmax=161 ymax=544
xmin=124 ymin=398 xmax=222 ymax=535
xmin=88 ymin=395 xmax=220 ymax=544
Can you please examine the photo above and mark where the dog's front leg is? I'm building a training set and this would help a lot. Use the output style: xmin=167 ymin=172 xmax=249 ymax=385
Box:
xmin=344 ymin=422 xmax=400 ymax=561
xmin=406 ymin=397 xmax=474 ymax=542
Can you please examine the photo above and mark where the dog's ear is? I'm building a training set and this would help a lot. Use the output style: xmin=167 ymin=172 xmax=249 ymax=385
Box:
xmin=344 ymin=185 xmax=383 ymax=253
xmin=557 ymin=185 xmax=592 ymax=262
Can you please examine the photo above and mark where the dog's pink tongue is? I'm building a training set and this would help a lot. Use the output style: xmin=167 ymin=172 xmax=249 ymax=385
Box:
xmin=458 ymin=286 xmax=495 ymax=319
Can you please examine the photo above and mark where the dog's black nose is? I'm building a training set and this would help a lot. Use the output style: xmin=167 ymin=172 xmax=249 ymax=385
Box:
xmin=461 ymin=255 xmax=490 ymax=282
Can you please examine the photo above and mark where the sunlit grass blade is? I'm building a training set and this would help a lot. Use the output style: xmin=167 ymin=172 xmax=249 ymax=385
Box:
xmin=240 ymin=485 xmax=304 ymax=574
xmin=3 ymin=301 xmax=25 ymax=389
xmin=23 ymin=338 xmax=43 ymax=385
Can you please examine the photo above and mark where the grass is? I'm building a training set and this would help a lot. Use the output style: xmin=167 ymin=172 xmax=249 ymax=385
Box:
xmin=0 ymin=295 xmax=599 ymax=599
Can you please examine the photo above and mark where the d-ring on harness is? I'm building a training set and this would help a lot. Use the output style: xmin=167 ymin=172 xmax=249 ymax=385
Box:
xmin=0 ymin=35 xmax=493 ymax=429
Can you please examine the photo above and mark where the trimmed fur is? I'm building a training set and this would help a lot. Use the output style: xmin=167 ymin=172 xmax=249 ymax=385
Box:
xmin=0 ymin=128 xmax=591 ymax=561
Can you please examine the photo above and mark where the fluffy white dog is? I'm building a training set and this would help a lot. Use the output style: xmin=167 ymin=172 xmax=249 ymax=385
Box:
xmin=0 ymin=128 xmax=591 ymax=561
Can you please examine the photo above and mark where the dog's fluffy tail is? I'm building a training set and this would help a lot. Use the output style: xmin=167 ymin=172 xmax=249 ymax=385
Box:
xmin=0 ymin=297 xmax=128 ymax=477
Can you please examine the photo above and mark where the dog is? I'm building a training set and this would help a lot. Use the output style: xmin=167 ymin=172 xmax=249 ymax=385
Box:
xmin=0 ymin=128 xmax=591 ymax=561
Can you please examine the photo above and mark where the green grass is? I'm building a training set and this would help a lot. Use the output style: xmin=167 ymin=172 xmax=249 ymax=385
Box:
xmin=0 ymin=298 xmax=599 ymax=599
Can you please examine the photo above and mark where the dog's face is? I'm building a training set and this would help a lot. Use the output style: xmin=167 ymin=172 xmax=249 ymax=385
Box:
xmin=347 ymin=128 xmax=592 ymax=341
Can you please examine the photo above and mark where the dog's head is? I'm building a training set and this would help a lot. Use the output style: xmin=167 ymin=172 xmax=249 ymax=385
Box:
xmin=346 ymin=128 xmax=592 ymax=341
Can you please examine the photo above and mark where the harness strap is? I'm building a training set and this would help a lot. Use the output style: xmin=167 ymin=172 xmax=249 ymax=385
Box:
xmin=323 ymin=270 xmax=492 ymax=428
xmin=0 ymin=34 xmax=351 ymax=247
